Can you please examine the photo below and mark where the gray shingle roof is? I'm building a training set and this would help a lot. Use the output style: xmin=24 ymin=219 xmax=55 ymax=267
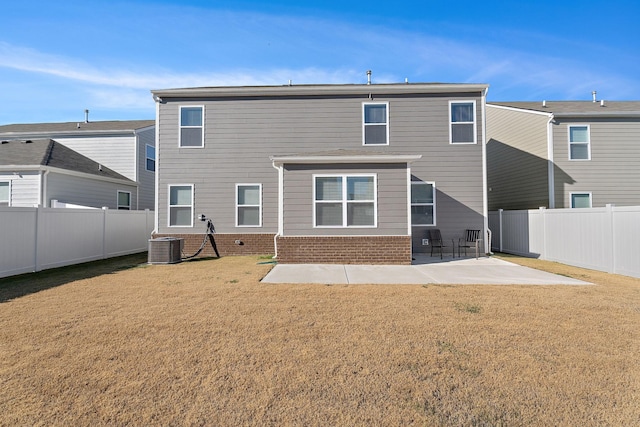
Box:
xmin=0 ymin=120 xmax=154 ymax=134
xmin=0 ymin=139 xmax=132 ymax=181
xmin=490 ymin=101 xmax=640 ymax=117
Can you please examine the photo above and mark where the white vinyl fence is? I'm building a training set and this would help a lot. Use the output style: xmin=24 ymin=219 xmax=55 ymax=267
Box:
xmin=489 ymin=205 xmax=640 ymax=278
xmin=1 ymin=207 xmax=154 ymax=278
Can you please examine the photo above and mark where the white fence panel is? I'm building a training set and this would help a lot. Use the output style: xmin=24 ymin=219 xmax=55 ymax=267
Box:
xmin=37 ymin=208 xmax=105 ymax=271
xmin=0 ymin=208 xmax=38 ymax=277
xmin=0 ymin=207 xmax=154 ymax=279
xmin=490 ymin=205 xmax=640 ymax=278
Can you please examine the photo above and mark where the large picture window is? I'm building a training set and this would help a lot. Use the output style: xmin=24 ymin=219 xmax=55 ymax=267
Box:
xmin=169 ymin=184 xmax=193 ymax=226
xmin=236 ymin=184 xmax=262 ymax=227
xmin=363 ymin=102 xmax=389 ymax=145
xmin=411 ymin=181 xmax=435 ymax=226
xmin=179 ymin=106 xmax=204 ymax=147
xmin=570 ymin=192 xmax=592 ymax=208
xmin=0 ymin=181 xmax=9 ymax=206
xmin=569 ymin=125 xmax=590 ymax=160
xmin=450 ymin=101 xmax=476 ymax=144
xmin=314 ymin=175 xmax=376 ymax=227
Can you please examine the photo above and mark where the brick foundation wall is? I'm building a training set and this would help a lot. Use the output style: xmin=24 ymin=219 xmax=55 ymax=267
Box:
xmin=152 ymin=233 xmax=275 ymax=258
xmin=276 ymin=235 xmax=412 ymax=265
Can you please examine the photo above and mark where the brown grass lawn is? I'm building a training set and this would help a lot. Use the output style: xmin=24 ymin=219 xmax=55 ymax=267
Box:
xmin=1 ymin=254 xmax=639 ymax=426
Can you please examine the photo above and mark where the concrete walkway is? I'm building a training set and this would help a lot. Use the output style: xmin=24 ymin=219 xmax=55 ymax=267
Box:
xmin=261 ymin=255 xmax=591 ymax=285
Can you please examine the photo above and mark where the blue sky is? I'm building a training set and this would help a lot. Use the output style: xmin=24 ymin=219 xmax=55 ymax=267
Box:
xmin=1 ymin=0 xmax=638 ymax=124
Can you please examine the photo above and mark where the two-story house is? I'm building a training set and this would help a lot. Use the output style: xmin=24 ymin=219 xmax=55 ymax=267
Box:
xmin=0 ymin=119 xmax=155 ymax=209
xmin=487 ymin=100 xmax=640 ymax=210
xmin=151 ymin=82 xmax=489 ymax=264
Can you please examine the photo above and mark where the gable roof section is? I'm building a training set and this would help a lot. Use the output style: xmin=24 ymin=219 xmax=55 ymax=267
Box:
xmin=490 ymin=101 xmax=640 ymax=118
xmin=0 ymin=139 xmax=132 ymax=181
xmin=0 ymin=120 xmax=155 ymax=135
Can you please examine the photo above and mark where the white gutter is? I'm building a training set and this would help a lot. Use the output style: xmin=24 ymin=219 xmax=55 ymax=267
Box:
xmin=270 ymin=154 xmax=422 ymax=166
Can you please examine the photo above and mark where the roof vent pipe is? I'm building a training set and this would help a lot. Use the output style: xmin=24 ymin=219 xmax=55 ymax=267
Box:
xmin=366 ymin=70 xmax=372 ymax=85
xmin=592 ymin=91 xmax=597 ymax=102
xmin=84 ymin=109 xmax=89 ymax=123
xmin=542 ymin=100 xmax=546 ymax=107
xmin=600 ymin=99 xmax=605 ymax=107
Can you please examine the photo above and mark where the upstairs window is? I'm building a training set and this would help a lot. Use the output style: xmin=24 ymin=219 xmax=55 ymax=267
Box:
xmin=569 ymin=125 xmax=590 ymax=160
xmin=179 ymin=106 xmax=204 ymax=147
xmin=314 ymin=175 xmax=377 ymax=227
xmin=411 ymin=181 xmax=436 ymax=226
xmin=236 ymin=184 xmax=262 ymax=227
xmin=450 ymin=101 xmax=476 ymax=144
xmin=117 ymin=191 xmax=131 ymax=210
xmin=0 ymin=181 xmax=9 ymax=206
xmin=145 ymin=144 xmax=156 ymax=171
xmin=363 ymin=102 xmax=389 ymax=145
xmin=169 ymin=184 xmax=194 ymax=226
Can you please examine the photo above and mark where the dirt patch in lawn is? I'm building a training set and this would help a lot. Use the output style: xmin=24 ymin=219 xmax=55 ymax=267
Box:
xmin=1 ymin=254 xmax=639 ymax=426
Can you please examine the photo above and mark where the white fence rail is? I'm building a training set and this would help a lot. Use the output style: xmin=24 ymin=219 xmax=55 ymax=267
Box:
xmin=489 ymin=205 xmax=640 ymax=278
xmin=0 ymin=207 xmax=154 ymax=278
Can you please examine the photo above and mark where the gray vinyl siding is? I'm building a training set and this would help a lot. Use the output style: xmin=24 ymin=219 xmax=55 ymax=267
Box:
xmin=136 ymin=127 xmax=156 ymax=210
xmin=282 ymin=163 xmax=408 ymax=236
xmin=46 ymin=172 xmax=138 ymax=209
xmin=55 ymin=136 xmax=136 ymax=180
xmin=0 ymin=172 xmax=41 ymax=207
xmin=156 ymin=93 xmax=486 ymax=244
xmin=552 ymin=117 xmax=640 ymax=208
xmin=486 ymin=105 xmax=551 ymax=210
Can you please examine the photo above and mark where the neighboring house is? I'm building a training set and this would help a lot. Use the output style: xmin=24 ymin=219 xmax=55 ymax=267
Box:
xmin=0 ymin=119 xmax=155 ymax=209
xmin=487 ymin=100 xmax=640 ymax=210
xmin=0 ymin=139 xmax=137 ymax=209
xmin=151 ymin=82 xmax=489 ymax=264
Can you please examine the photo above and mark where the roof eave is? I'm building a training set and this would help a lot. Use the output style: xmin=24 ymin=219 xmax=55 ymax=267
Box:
xmin=270 ymin=154 xmax=422 ymax=167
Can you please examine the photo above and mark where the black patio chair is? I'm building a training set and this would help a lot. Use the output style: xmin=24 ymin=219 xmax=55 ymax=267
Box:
xmin=428 ymin=229 xmax=454 ymax=259
xmin=458 ymin=229 xmax=482 ymax=259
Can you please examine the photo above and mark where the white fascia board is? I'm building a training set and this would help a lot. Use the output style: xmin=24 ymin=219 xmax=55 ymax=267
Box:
xmin=0 ymin=165 xmax=138 ymax=187
xmin=152 ymin=83 xmax=489 ymax=99
xmin=270 ymin=154 xmax=422 ymax=167
xmin=486 ymin=104 xmax=554 ymax=118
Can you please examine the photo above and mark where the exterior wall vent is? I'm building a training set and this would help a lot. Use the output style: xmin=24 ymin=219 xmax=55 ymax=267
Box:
xmin=148 ymin=237 xmax=183 ymax=264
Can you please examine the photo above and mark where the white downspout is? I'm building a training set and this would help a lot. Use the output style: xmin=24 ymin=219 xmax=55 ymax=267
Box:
xmin=153 ymin=96 xmax=161 ymax=236
xmin=41 ymin=169 xmax=50 ymax=207
xmin=271 ymin=161 xmax=284 ymax=259
xmin=133 ymin=129 xmax=140 ymax=210
xmin=480 ymin=87 xmax=489 ymax=254
xmin=546 ymin=114 xmax=555 ymax=208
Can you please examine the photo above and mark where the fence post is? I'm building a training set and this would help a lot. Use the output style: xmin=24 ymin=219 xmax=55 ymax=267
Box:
xmin=498 ymin=209 xmax=503 ymax=252
xmin=605 ymin=204 xmax=615 ymax=274
xmin=34 ymin=206 xmax=40 ymax=272
xmin=539 ymin=207 xmax=547 ymax=260
xmin=102 ymin=207 xmax=108 ymax=259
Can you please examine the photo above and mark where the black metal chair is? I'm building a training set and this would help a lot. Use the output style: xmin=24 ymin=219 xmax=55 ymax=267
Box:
xmin=428 ymin=229 xmax=453 ymax=259
xmin=458 ymin=229 xmax=482 ymax=259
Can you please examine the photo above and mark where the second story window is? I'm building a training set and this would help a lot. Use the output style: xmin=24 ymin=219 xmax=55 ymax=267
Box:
xmin=145 ymin=144 xmax=156 ymax=171
xmin=179 ymin=106 xmax=204 ymax=148
xmin=450 ymin=101 xmax=476 ymax=144
xmin=569 ymin=125 xmax=590 ymax=160
xmin=363 ymin=102 xmax=389 ymax=145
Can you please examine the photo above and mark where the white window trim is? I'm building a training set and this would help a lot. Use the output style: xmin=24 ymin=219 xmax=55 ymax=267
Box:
xmin=570 ymin=192 xmax=592 ymax=208
xmin=168 ymin=184 xmax=194 ymax=227
xmin=449 ymin=100 xmax=477 ymax=144
xmin=362 ymin=102 xmax=390 ymax=146
xmin=568 ymin=124 xmax=591 ymax=161
xmin=0 ymin=180 xmax=10 ymax=206
xmin=179 ymin=105 xmax=205 ymax=148
xmin=313 ymin=174 xmax=378 ymax=228
xmin=410 ymin=181 xmax=436 ymax=226
xmin=145 ymin=144 xmax=156 ymax=172
xmin=236 ymin=183 xmax=262 ymax=227
xmin=117 ymin=190 xmax=131 ymax=210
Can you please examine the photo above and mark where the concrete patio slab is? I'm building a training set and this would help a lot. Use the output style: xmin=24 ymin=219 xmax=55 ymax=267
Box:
xmin=261 ymin=256 xmax=591 ymax=285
